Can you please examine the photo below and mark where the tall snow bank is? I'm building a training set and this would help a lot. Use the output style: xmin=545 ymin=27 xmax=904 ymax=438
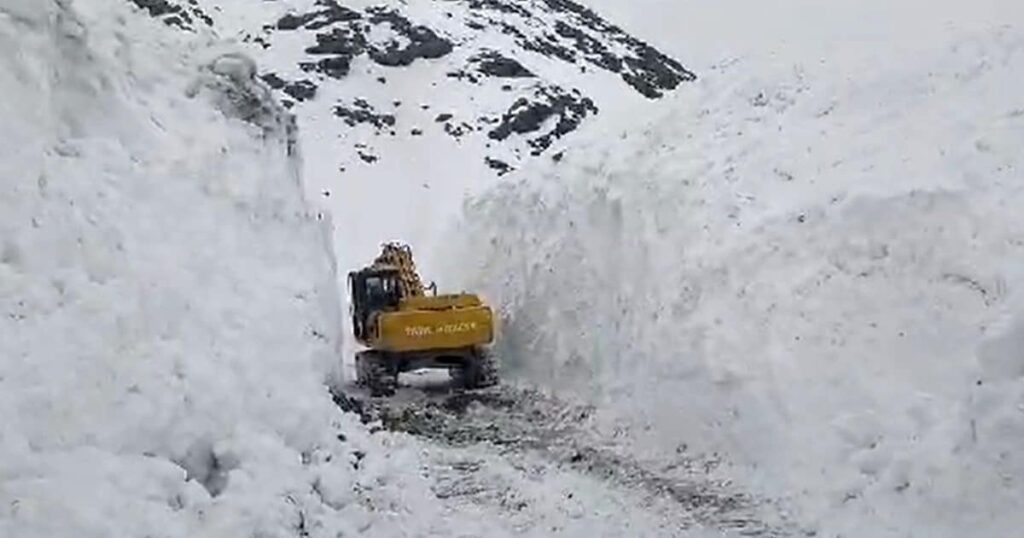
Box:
xmin=0 ymin=2 xmax=461 ymax=536
xmin=447 ymin=26 xmax=1024 ymax=537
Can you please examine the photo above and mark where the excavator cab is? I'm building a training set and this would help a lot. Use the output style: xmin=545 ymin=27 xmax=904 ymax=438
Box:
xmin=348 ymin=267 xmax=401 ymax=341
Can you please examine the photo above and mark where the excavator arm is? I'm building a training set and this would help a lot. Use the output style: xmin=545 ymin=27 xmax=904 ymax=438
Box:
xmin=371 ymin=242 xmax=427 ymax=299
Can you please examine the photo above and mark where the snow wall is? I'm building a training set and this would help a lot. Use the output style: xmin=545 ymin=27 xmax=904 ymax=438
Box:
xmin=446 ymin=26 xmax=1024 ymax=538
xmin=0 ymin=1 xmax=452 ymax=536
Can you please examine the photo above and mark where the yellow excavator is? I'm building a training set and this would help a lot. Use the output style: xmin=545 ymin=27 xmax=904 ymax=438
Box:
xmin=348 ymin=242 xmax=498 ymax=396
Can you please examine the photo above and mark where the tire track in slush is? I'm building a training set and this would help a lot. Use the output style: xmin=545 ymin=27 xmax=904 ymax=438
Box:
xmin=335 ymin=376 xmax=804 ymax=537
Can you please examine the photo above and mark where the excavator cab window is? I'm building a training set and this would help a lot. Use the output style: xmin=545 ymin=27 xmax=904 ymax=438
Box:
xmin=352 ymin=270 xmax=400 ymax=311
xmin=349 ymin=269 xmax=401 ymax=341
xmin=364 ymin=275 xmax=398 ymax=305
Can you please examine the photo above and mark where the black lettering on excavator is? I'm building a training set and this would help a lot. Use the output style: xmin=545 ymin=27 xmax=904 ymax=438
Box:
xmin=405 ymin=321 xmax=478 ymax=338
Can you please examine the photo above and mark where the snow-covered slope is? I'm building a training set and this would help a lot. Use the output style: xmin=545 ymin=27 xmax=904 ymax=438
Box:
xmin=133 ymin=0 xmax=695 ymax=287
xmin=130 ymin=0 xmax=696 ymax=378
xmin=445 ymin=10 xmax=1024 ymax=538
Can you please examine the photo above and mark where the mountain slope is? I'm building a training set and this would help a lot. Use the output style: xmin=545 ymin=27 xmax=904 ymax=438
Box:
xmin=129 ymin=0 xmax=696 ymax=285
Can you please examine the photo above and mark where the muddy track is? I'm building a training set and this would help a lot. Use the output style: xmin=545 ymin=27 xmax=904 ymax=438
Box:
xmin=335 ymin=377 xmax=803 ymax=537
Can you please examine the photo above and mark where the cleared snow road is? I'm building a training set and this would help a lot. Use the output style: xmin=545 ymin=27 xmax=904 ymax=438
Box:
xmin=337 ymin=375 xmax=803 ymax=537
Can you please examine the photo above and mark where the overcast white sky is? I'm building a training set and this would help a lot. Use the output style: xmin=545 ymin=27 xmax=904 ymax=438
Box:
xmin=584 ymin=0 xmax=1023 ymax=67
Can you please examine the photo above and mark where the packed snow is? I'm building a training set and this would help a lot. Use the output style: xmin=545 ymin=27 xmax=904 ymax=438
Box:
xmin=444 ymin=3 xmax=1024 ymax=536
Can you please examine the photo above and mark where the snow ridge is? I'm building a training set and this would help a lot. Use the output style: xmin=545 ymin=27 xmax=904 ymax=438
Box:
xmin=445 ymin=24 xmax=1024 ymax=538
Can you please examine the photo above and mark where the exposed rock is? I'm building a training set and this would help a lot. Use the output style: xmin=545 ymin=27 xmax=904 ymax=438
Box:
xmin=283 ymin=80 xmax=318 ymax=102
xmin=299 ymin=26 xmax=367 ymax=79
xmin=553 ymin=21 xmax=621 ymax=73
xmin=445 ymin=122 xmax=474 ymax=139
xmin=365 ymin=9 xmax=454 ymax=67
xmin=128 ymin=0 xmax=212 ymax=29
xmin=488 ymin=85 xmax=597 ymax=155
xmin=260 ymin=72 xmax=286 ymax=90
xmin=299 ymin=56 xmax=351 ymax=79
xmin=447 ymin=69 xmax=481 ymax=84
xmin=305 ymin=26 xmax=367 ymax=56
xmin=466 ymin=0 xmax=532 ymax=18
xmin=461 ymin=0 xmax=695 ymax=98
xmin=276 ymin=0 xmax=361 ymax=31
xmin=485 ymin=157 xmax=513 ymax=176
xmin=472 ymin=50 xmax=534 ymax=78
xmin=152 ymin=0 xmax=694 ymax=176
xmin=334 ymin=99 xmax=396 ymax=131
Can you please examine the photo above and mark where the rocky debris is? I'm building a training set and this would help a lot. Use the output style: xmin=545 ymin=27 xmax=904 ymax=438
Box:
xmin=305 ymin=25 xmax=367 ymax=56
xmin=299 ymin=26 xmax=368 ymax=79
xmin=128 ymin=0 xmax=212 ymax=30
xmin=276 ymin=0 xmax=361 ymax=31
xmin=541 ymin=0 xmax=696 ymax=98
xmin=447 ymin=69 xmax=481 ymax=84
xmin=283 ymin=80 xmax=317 ymax=102
xmin=299 ymin=56 xmax=351 ymax=79
xmin=472 ymin=50 xmax=535 ymax=78
xmin=462 ymin=0 xmax=695 ymax=98
xmin=260 ymin=74 xmax=318 ymax=103
xmin=268 ymin=0 xmax=691 ymax=96
xmin=166 ymin=0 xmax=694 ymax=175
xmin=620 ymin=47 xmax=696 ymax=99
xmin=485 ymin=157 xmax=513 ymax=176
xmin=519 ymin=30 xmax=579 ymax=64
xmin=466 ymin=0 xmax=532 ymax=18
xmin=260 ymin=73 xmax=287 ymax=90
xmin=244 ymin=34 xmax=272 ymax=50
xmin=282 ymin=5 xmax=453 ymax=79
xmin=365 ymin=8 xmax=454 ymax=67
xmin=553 ymin=21 xmax=621 ymax=73
xmin=444 ymin=121 xmax=475 ymax=139
xmin=129 ymin=0 xmax=178 ymax=17
xmin=488 ymin=85 xmax=597 ymax=155
xmin=334 ymin=99 xmax=396 ymax=131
